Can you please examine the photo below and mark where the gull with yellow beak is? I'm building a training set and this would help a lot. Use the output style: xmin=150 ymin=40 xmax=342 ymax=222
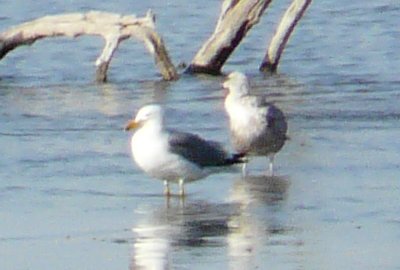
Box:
xmin=125 ymin=104 xmax=244 ymax=196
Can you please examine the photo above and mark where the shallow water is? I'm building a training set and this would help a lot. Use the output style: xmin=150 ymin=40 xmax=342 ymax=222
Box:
xmin=1 ymin=0 xmax=400 ymax=269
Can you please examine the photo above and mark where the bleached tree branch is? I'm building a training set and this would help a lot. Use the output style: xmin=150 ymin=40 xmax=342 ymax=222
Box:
xmin=260 ymin=0 xmax=312 ymax=72
xmin=0 ymin=10 xmax=178 ymax=82
xmin=187 ymin=0 xmax=272 ymax=75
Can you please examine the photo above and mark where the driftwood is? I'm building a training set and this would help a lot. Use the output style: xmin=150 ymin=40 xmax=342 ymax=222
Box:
xmin=0 ymin=0 xmax=311 ymax=82
xmin=260 ymin=0 xmax=312 ymax=72
xmin=0 ymin=10 xmax=178 ymax=82
xmin=186 ymin=0 xmax=272 ymax=75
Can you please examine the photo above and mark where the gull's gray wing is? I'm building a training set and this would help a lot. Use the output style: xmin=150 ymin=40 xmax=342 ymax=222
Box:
xmin=252 ymin=96 xmax=288 ymax=134
xmin=265 ymin=104 xmax=288 ymax=134
xmin=167 ymin=130 xmax=231 ymax=167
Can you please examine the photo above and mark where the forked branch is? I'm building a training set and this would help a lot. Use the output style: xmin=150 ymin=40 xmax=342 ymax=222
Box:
xmin=0 ymin=10 xmax=178 ymax=82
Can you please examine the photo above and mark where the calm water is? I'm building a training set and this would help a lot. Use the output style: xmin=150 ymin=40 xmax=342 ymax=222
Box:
xmin=1 ymin=0 xmax=400 ymax=269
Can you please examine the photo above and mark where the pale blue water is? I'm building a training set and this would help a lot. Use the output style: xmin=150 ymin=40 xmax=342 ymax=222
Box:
xmin=1 ymin=0 xmax=400 ymax=269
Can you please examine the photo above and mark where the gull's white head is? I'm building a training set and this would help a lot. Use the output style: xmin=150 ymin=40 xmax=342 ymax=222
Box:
xmin=125 ymin=104 xmax=164 ymax=131
xmin=223 ymin=71 xmax=250 ymax=97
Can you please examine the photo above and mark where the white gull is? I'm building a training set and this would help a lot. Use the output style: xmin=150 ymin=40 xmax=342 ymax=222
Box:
xmin=125 ymin=104 xmax=244 ymax=196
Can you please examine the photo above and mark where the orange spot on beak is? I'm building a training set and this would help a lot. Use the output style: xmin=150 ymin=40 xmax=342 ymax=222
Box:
xmin=124 ymin=120 xmax=140 ymax=131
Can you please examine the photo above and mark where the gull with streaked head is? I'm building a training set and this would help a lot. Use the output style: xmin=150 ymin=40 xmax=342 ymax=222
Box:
xmin=223 ymin=71 xmax=288 ymax=175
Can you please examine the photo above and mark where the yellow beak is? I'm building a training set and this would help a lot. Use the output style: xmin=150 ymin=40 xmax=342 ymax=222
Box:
xmin=124 ymin=120 xmax=141 ymax=131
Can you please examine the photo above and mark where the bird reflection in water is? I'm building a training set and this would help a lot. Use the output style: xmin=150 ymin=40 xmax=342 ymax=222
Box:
xmin=130 ymin=217 xmax=174 ymax=269
xmin=130 ymin=199 xmax=236 ymax=270
xmin=227 ymin=175 xmax=290 ymax=270
xmin=129 ymin=175 xmax=292 ymax=269
xmin=229 ymin=174 xmax=289 ymax=205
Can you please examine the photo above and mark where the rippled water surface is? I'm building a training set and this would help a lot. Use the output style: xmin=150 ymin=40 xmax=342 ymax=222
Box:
xmin=1 ymin=0 xmax=400 ymax=269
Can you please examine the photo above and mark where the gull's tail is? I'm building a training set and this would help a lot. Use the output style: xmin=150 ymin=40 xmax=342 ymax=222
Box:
xmin=224 ymin=153 xmax=248 ymax=165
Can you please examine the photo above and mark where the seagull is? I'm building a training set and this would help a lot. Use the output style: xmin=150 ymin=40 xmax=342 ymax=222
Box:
xmin=125 ymin=104 xmax=244 ymax=196
xmin=223 ymin=72 xmax=288 ymax=175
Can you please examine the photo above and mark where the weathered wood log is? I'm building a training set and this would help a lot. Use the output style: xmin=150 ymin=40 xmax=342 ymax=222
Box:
xmin=186 ymin=0 xmax=272 ymax=75
xmin=0 ymin=10 xmax=178 ymax=82
xmin=260 ymin=0 xmax=311 ymax=73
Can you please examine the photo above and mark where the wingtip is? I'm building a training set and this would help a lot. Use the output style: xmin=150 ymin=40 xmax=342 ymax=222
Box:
xmin=231 ymin=153 xmax=248 ymax=164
